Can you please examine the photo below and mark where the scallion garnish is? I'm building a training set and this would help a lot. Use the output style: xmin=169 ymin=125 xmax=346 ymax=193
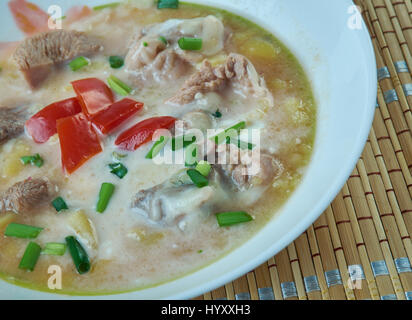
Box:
xmin=146 ymin=136 xmax=169 ymax=159
xmin=212 ymin=121 xmax=246 ymax=144
xmin=109 ymin=163 xmax=128 ymax=179
xmin=52 ymin=197 xmax=68 ymax=212
xmin=96 ymin=183 xmax=115 ymax=213
xmin=4 ymin=223 xmax=43 ymax=239
xmin=20 ymin=153 xmax=44 ymax=168
xmin=187 ymin=169 xmax=209 ymax=188
xmin=178 ymin=37 xmax=203 ymax=51
xmin=19 ymin=242 xmax=42 ymax=271
xmin=69 ymin=56 xmax=90 ymax=71
xmin=42 ymin=242 xmax=66 ymax=256
xmin=159 ymin=36 xmax=168 ymax=46
xmin=195 ymin=161 xmax=211 ymax=177
xmin=157 ymin=0 xmax=179 ymax=9
xmin=107 ymin=75 xmax=132 ymax=96
xmin=172 ymin=135 xmax=196 ymax=151
xmin=143 ymin=42 xmax=148 ymax=47
xmin=112 ymin=151 xmax=127 ymax=161
xmin=109 ymin=56 xmax=124 ymax=69
xmin=93 ymin=2 xmax=120 ymax=10
xmin=216 ymin=211 xmax=254 ymax=227
xmin=226 ymin=137 xmax=255 ymax=150
xmin=185 ymin=144 xmax=198 ymax=167
xmin=212 ymin=109 xmax=222 ymax=118
xmin=65 ymin=236 xmax=90 ymax=274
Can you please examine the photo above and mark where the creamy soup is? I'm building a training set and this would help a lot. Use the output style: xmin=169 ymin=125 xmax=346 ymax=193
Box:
xmin=0 ymin=1 xmax=316 ymax=294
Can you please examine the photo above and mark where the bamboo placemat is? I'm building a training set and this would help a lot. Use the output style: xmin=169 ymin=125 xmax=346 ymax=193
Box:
xmin=198 ymin=0 xmax=412 ymax=301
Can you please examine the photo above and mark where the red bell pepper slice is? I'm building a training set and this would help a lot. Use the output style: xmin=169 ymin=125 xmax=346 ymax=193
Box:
xmin=71 ymin=78 xmax=114 ymax=117
xmin=115 ymin=116 xmax=177 ymax=151
xmin=57 ymin=113 xmax=102 ymax=174
xmin=91 ymin=98 xmax=144 ymax=135
xmin=8 ymin=0 xmax=49 ymax=36
xmin=25 ymin=97 xmax=82 ymax=143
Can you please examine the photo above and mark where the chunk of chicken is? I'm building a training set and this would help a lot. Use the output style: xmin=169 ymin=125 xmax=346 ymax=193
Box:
xmin=137 ymin=15 xmax=225 ymax=56
xmin=0 ymin=106 xmax=27 ymax=145
xmin=125 ymin=38 xmax=190 ymax=85
xmin=125 ymin=16 xmax=226 ymax=85
xmin=168 ymin=53 xmax=273 ymax=105
xmin=0 ymin=177 xmax=54 ymax=214
xmin=132 ymin=171 xmax=227 ymax=229
xmin=13 ymin=30 xmax=102 ymax=88
xmin=215 ymin=144 xmax=283 ymax=192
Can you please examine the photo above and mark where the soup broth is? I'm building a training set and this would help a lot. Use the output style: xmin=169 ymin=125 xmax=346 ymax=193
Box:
xmin=0 ymin=1 xmax=316 ymax=294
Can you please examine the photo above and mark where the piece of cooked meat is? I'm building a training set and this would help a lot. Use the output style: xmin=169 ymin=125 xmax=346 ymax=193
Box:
xmin=137 ymin=16 xmax=225 ymax=56
xmin=125 ymin=37 xmax=191 ymax=85
xmin=0 ymin=177 xmax=54 ymax=213
xmin=125 ymin=16 xmax=226 ymax=86
xmin=0 ymin=106 xmax=27 ymax=145
xmin=13 ymin=30 xmax=102 ymax=88
xmin=215 ymin=144 xmax=283 ymax=192
xmin=168 ymin=53 xmax=271 ymax=105
xmin=132 ymin=171 xmax=227 ymax=229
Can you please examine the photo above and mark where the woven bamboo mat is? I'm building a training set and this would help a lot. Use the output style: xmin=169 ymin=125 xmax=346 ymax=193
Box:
xmin=197 ymin=0 xmax=412 ymax=301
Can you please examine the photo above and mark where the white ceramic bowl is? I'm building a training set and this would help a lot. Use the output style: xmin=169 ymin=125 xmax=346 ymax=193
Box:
xmin=0 ymin=0 xmax=376 ymax=299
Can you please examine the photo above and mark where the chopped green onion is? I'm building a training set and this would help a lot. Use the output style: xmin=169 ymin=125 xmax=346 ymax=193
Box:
xmin=109 ymin=56 xmax=124 ymax=69
xmin=195 ymin=161 xmax=211 ymax=177
xmin=143 ymin=42 xmax=148 ymax=47
xmin=4 ymin=223 xmax=43 ymax=239
xmin=226 ymin=137 xmax=255 ymax=150
xmin=178 ymin=37 xmax=203 ymax=51
xmin=187 ymin=169 xmax=209 ymax=188
xmin=69 ymin=56 xmax=90 ymax=71
xmin=185 ymin=144 xmax=198 ymax=167
xmin=236 ymin=140 xmax=255 ymax=150
xmin=109 ymin=163 xmax=128 ymax=179
xmin=216 ymin=211 xmax=254 ymax=227
xmin=170 ymin=169 xmax=193 ymax=186
xmin=19 ymin=242 xmax=42 ymax=271
xmin=112 ymin=151 xmax=127 ymax=161
xmin=96 ymin=183 xmax=115 ymax=213
xmin=20 ymin=153 xmax=44 ymax=168
xmin=212 ymin=121 xmax=246 ymax=144
xmin=212 ymin=109 xmax=222 ymax=118
xmin=226 ymin=121 xmax=247 ymax=133
xmin=42 ymin=243 xmax=66 ymax=256
xmin=93 ymin=2 xmax=120 ymax=10
xmin=198 ymin=250 xmax=203 ymax=254
xmin=146 ymin=136 xmax=169 ymax=159
xmin=65 ymin=236 xmax=90 ymax=274
xmin=159 ymin=36 xmax=168 ymax=46
xmin=157 ymin=0 xmax=179 ymax=9
xmin=52 ymin=197 xmax=68 ymax=212
xmin=107 ymin=75 xmax=132 ymax=96
xmin=172 ymin=135 xmax=196 ymax=151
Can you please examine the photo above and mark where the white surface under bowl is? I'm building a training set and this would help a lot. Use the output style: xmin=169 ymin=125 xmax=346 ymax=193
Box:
xmin=0 ymin=0 xmax=376 ymax=299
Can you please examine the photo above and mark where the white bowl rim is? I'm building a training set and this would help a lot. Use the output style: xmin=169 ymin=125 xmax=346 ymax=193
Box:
xmin=0 ymin=0 xmax=377 ymax=300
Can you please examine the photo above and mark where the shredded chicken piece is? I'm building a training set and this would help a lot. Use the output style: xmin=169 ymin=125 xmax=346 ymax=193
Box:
xmin=125 ymin=37 xmax=190 ymax=85
xmin=131 ymin=171 xmax=227 ymax=229
xmin=215 ymin=144 xmax=283 ymax=192
xmin=0 ymin=178 xmax=54 ymax=214
xmin=125 ymin=16 xmax=226 ymax=86
xmin=0 ymin=106 xmax=27 ymax=145
xmin=13 ymin=30 xmax=102 ymax=88
xmin=168 ymin=53 xmax=271 ymax=105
